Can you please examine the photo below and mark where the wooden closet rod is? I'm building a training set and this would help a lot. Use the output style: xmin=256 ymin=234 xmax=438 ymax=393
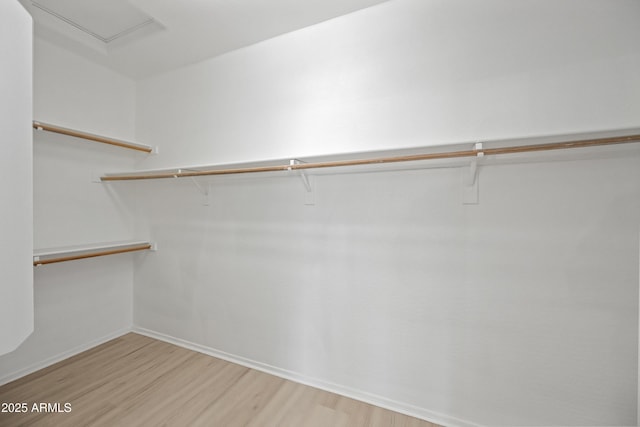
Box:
xmin=33 ymin=243 xmax=152 ymax=266
xmin=33 ymin=121 xmax=153 ymax=153
xmin=101 ymin=133 xmax=640 ymax=181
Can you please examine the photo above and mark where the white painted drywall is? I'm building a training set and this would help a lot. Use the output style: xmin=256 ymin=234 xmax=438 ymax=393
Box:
xmin=31 ymin=37 xmax=138 ymax=248
xmin=133 ymin=153 xmax=640 ymax=426
xmin=0 ymin=0 xmax=33 ymax=356
xmin=0 ymin=38 xmax=138 ymax=380
xmin=132 ymin=1 xmax=640 ymax=425
xmin=136 ymin=0 xmax=640 ymax=170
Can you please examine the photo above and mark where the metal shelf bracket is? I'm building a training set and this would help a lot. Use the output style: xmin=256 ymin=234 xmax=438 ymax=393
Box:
xmin=190 ymin=177 xmax=210 ymax=206
xmin=462 ymin=143 xmax=483 ymax=205
xmin=289 ymin=159 xmax=315 ymax=205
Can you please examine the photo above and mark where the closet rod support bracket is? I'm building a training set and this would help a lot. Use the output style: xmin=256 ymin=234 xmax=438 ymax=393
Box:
xmin=289 ymin=160 xmax=312 ymax=192
xmin=289 ymin=159 xmax=315 ymax=205
xmin=467 ymin=142 xmax=484 ymax=186
xmin=462 ymin=142 xmax=482 ymax=204
xmin=188 ymin=175 xmax=211 ymax=206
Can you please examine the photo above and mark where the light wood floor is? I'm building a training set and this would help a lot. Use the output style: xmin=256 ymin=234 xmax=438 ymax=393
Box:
xmin=0 ymin=333 xmax=440 ymax=426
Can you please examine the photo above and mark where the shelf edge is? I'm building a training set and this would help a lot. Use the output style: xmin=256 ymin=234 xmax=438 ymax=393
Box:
xmin=33 ymin=241 xmax=153 ymax=266
xmin=33 ymin=121 xmax=153 ymax=153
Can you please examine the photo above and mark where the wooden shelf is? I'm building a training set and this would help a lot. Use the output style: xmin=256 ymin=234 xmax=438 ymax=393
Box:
xmin=33 ymin=121 xmax=153 ymax=153
xmin=100 ymin=131 xmax=640 ymax=182
xmin=33 ymin=241 xmax=153 ymax=266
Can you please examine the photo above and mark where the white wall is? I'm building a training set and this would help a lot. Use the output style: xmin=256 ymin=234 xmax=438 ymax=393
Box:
xmin=0 ymin=38 xmax=139 ymax=383
xmin=136 ymin=0 xmax=640 ymax=169
xmin=0 ymin=0 xmax=33 ymax=356
xmin=132 ymin=0 xmax=640 ymax=426
xmin=134 ymin=151 xmax=640 ymax=426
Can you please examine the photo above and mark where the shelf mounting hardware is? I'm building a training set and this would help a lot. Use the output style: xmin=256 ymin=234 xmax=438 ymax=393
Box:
xmin=180 ymin=170 xmax=211 ymax=206
xmin=467 ymin=142 xmax=484 ymax=186
xmin=289 ymin=159 xmax=315 ymax=205
xmin=462 ymin=142 xmax=484 ymax=205
xmin=289 ymin=159 xmax=311 ymax=192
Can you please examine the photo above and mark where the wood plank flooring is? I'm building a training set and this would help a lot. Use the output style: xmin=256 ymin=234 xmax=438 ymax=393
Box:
xmin=0 ymin=333 xmax=440 ymax=426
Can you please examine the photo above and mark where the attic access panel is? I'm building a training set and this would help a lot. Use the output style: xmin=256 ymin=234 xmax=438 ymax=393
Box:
xmin=31 ymin=0 xmax=155 ymax=43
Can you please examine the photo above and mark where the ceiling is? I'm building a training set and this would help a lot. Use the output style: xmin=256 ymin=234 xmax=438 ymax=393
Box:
xmin=19 ymin=0 xmax=389 ymax=80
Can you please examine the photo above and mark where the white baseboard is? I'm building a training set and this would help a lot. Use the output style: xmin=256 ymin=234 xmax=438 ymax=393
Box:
xmin=0 ymin=327 xmax=131 ymax=387
xmin=132 ymin=326 xmax=482 ymax=427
